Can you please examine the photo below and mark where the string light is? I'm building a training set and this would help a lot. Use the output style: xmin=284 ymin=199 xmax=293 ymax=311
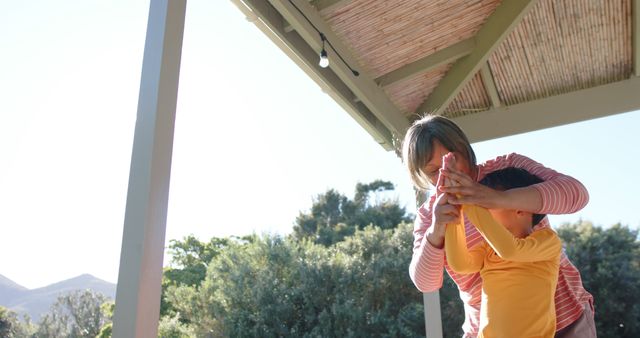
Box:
xmin=287 ymin=0 xmax=359 ymax=76
xmin=319 ymin=33 xmax=329 ymax=68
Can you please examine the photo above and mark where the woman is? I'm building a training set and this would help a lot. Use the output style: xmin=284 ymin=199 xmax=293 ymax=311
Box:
xmin=402 ymin=115 xmax=596 ymax=338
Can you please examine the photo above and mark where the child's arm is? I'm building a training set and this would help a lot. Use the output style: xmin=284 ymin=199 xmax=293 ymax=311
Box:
xmin=463 ymin=205 xmax=561 ymax=262
xmin=443 ymin=152 xmax=485 ymax=273
xmin=444 ymin=218 xmax=485 ymax=274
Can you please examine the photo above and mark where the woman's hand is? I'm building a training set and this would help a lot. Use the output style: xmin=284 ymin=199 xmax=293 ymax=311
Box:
xmin=439 ymin=167 xmax=507 ymax=209
xmin=426 ymin=192 xmax=460 ymax=249
xmin=426 ymin=169 xmax=461 ymax=249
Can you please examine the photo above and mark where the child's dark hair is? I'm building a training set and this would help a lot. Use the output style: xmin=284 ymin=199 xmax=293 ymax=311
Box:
xmin=479 ymin=167 xmax=546 ymax=226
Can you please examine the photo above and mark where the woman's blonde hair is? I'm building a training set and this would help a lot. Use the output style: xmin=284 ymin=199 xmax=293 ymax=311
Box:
xmin=401 ymin=115 xmax=476 ymax=191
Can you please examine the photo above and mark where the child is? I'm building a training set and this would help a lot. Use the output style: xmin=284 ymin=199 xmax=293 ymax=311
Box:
xmin=444 ymin=163 xmax=561 ymax=338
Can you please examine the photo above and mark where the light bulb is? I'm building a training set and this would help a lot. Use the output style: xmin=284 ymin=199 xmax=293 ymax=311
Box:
xmin=319 ymin=50 xmax=329 ymax=68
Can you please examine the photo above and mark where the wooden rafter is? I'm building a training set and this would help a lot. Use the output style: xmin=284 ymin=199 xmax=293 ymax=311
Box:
xmin=375 ymin=38 xmax=475 ymax=87
xmin=415 ymin=0 xmax=538 ymax=115
xmin=453 ymin=77 xmax=640 ymax=143
xmin=480 ymin=63 xmax=501 ymax=108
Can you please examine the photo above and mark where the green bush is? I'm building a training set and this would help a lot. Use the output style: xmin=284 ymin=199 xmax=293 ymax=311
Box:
xmin=557 ymin=222 xmax=640 ymax=337
xmin=166 ymin=224 xmax=427 ymax=337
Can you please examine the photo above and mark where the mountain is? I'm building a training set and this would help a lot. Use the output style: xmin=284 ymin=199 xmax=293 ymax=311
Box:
xmin=0 ymin=274 xmax=116 ymax=322
xmin=0 ymin=274 xmax=28 ymax=305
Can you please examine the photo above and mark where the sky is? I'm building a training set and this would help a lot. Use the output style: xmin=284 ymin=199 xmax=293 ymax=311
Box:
xmin=1 ymin=0 xmax=638 ymax=289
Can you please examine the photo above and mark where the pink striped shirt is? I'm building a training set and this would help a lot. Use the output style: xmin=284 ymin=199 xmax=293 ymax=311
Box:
xmin=409 ymin=153 xmax=593 ymax=337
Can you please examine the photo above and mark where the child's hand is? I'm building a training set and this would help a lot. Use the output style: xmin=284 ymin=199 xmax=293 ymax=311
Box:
xmin=439 ymin=167 xmax=506 ymax=209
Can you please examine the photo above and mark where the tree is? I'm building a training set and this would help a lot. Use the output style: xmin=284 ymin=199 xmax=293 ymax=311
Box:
xmin=293 ymin=180 xmax=412 ymax=245
xmin=556 ymin=221 xmax=640 ymax=337
xmin=36 ymin=290 xmax=110 ymax=338
xmin=439 ymin=274 xmax=465 ymax=337
xmin=164 ymin=236 xmax=230 ymax=287
xmin=0 ymin=306 xmax=34 ymax=338
xmin=96 ymin=301 xmax=114 ymax=338
xmin=161 ymin=236 xmax=230 ymax=317
xmin=165 ymin=224 xmax=428 ymax=337
xmin=157 ymin=312 xmax=195 ymax=338
xmin=157 ymin=181 xmax=467 ymax=337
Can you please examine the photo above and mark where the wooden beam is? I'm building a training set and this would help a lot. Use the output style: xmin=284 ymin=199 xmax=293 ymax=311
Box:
xmin=480 ymin=63 xmax=501 ymax=108
xmin=268 ymin=0 xmax=410 ymax=137
xmin=633 ymin=0 xmax=639 ymax=76
xmin=375 ymin=38 xmax=475 ymax=87
xmin=314 ymin=0 xmax=351 ymax=12
xmin=452 ymin=77 xmax=640 ymax=143
xmin=415 ymin=0 xmax=538 ymax=115
xmin=231 ymin=0 xmax=396 ymax=149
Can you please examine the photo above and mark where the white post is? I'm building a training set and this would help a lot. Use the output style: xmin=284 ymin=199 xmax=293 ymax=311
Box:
xmin=112 ymin=0 xmax=186 ymax=337
xmin=423 ymin=291 xmax=444 ymax=338
xmin=415 ymin=189 xmax=443 ymax=338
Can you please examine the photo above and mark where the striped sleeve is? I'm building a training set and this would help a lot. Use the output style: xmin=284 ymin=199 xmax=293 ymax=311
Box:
xmin=409 ymin=195 xmax=445 ymax=292
xmin=478 ymin=153 xmax=589 ymax=214
xmin=554 ymin=251 xmax=594 ymax=330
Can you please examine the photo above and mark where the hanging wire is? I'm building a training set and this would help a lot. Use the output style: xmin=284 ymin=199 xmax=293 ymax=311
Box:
xmin=287 ymin=0 xmax=359 ymax=76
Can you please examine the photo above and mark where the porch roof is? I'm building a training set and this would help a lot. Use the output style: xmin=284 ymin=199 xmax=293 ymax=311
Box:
xmin=232 ymin=0 xmax=640 ymax=150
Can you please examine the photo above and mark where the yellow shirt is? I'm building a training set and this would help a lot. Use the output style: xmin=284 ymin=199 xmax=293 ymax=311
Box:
xmin=445 ymin=205 xmax=561 ymax=338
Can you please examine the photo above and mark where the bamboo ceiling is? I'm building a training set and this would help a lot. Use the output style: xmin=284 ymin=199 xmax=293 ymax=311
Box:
xmin=235 ymin=0 xmax=640 ymax=149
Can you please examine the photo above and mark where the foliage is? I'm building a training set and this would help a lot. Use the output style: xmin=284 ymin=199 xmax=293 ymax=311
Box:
xmin=158 ymin=220 xmax=640 ymax=338
xmin=36 ymin=289 xmax=109 ymax=338
xmin=0 ymin=306 xmax=34 ymax=337
xmin=165 ymin=236 xmax=230 ymax=287
xmin=156 ymin=180 xmax=639 ymax=338
xmin=9 ymin=179 xmax=636 ymax=337
xmin=157 ymin=312 xmax=195 ymax=338
xmin=440 ymin=274 xmax=465 ymax=337
xmin=165 ymin=224 xmax=426 ymax=337
xmin=292 ymin=180 xmax=413 ymax=246
xmin=96 ymin=301 xmax=114 ymax=338
xmin=556 ymin=221 xmax=640 ymax=337
xmin=161 ymin=236 xmax=230 ymax=317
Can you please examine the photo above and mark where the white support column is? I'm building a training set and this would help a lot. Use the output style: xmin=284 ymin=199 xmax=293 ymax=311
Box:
xmin=112 ymin=1 xmax=186 ymax=337
xmin=415 ymin=189 xmax=443 ymax=338
xmin=424 ymin=291 xmax=444 ymax=338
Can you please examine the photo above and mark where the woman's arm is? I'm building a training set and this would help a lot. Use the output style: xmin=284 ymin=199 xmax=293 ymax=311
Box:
xmin=442 ymin=153 xmax=589 ymax=214
xmin=463 ymin=205 xmax=561 ymax=262
xmin=410 ymin=163 xmax=463 ymax=292
xmin=409 ymin=196 xmax=447 ymax=292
